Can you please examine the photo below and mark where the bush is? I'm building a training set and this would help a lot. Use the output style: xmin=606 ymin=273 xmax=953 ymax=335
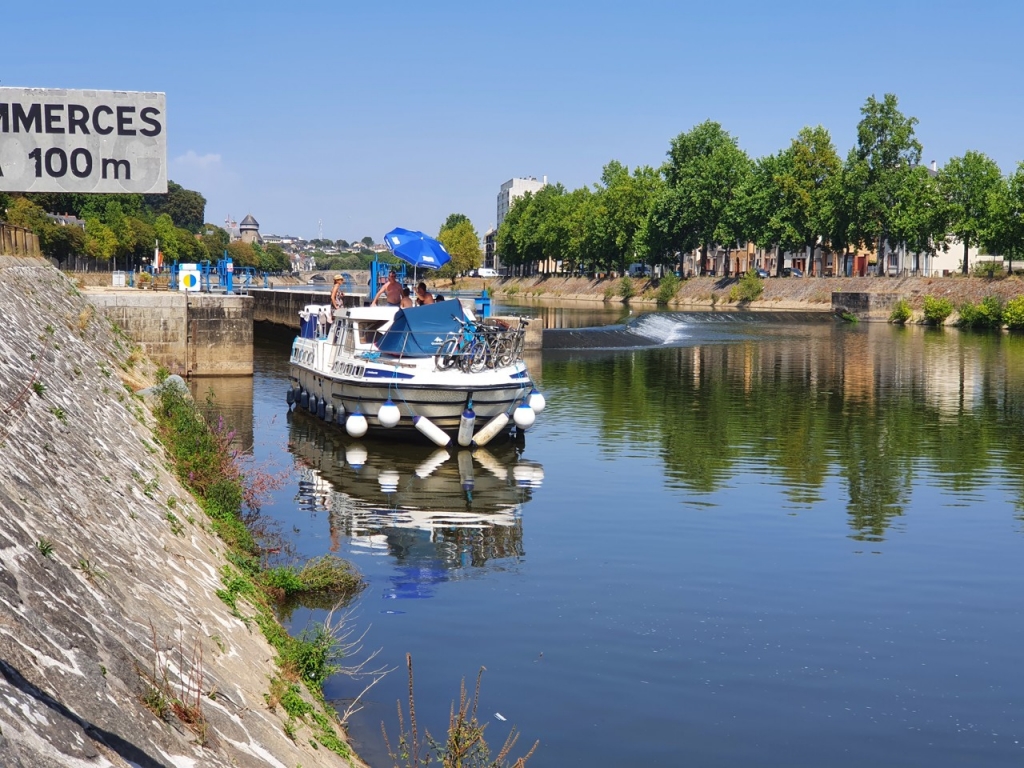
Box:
xmin=972 ymin=261 xmax=1002 ymax=278
xmin=1004 ymin=296 xmax=1024 ymax=330
xmin=729 ymin=269 xmax=764 ymax=303
xmin=889 ymin=298 xmax=912 ymax=324
xmin=957 ymin=296 xmax=1004 ymax=329
xmin=619 ymin=275 xmax=635 ymax=300
xmin=923 ymin=296 xmax=954 ymax=325
xmin=656 ymin=273 xmax=680 ymax=305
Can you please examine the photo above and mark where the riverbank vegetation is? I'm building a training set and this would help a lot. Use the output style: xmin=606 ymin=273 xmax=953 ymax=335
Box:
xmin=496 ymin=94 xmax=1024 ymax=280
xmin=152 ymin=380 xmax=362 ymax=755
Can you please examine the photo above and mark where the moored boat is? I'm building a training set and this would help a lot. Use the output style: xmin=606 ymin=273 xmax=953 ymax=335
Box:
xmin=287 ymin=299 xmax=545 ymax=447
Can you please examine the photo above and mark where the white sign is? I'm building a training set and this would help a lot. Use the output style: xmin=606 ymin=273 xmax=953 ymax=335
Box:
xmin=179 ymin=264 xmax=200 ymax=292
xmin=0 ymin=87 xmax=167 ymax=194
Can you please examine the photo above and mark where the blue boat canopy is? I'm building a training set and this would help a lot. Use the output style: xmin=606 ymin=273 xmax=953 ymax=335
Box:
xmin=376 ymin=300 xmax=466 ymax=357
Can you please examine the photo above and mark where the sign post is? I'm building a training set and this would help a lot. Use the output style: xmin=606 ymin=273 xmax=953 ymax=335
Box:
xmin=0 ymin=87 xmax=167 ymax=194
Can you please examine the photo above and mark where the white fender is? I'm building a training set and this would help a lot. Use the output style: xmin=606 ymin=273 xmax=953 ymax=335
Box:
xmin=457 ymin=406 xmax=476 ymax=447
xmin=346 ymin=412 xmax=368 ymax=438
xmin=513 ymin=403 xmax=536 ymax=431
xmin=472 ymin=413 xmax=509 ymax=447
xmin=414 ymin=415 xmax=451 ymax=447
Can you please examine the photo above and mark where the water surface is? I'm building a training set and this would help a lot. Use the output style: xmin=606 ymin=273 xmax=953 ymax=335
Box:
xmin=230 ymin=311 xmax=1024 ymax=767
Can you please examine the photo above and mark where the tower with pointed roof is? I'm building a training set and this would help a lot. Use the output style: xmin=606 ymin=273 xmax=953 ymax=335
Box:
xmin=239 ymin=213 xmax=262 ymax=245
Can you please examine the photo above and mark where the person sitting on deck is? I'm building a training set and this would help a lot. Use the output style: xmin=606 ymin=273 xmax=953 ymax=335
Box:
xmin=416 ymin=282 xmax=434 ymax=306
xmin=400 ymin=287 xmax=414 ymax=309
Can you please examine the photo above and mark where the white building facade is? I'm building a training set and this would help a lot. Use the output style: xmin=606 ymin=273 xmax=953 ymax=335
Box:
xmin=496 ymin=176 xmax=547 ymax=227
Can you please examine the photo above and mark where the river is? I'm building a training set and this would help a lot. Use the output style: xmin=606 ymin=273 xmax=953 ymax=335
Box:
xmin=196 ymin=304 xmax=1024 ymax=767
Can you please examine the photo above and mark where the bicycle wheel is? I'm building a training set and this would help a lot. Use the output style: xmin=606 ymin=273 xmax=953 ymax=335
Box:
xmin=492 ymin=336 xmax=514 ymax=367
xmin=435 ymin=336 xmax=459 ymax=370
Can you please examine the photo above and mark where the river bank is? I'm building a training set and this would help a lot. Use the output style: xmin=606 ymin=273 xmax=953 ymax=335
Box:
xmin=426 ymin=273 xmax=1024 ymax=317
xmin=0 ymin=255 xmax=364 ymax=768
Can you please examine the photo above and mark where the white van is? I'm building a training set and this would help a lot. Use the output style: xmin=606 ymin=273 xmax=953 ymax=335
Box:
xmin=475 ymin=267 xmax=499 ymax=278
xmin=628 ymin=263 xmax=648 ymax=278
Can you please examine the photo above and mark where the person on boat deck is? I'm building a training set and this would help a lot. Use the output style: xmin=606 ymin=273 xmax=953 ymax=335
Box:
xmin=330 ymin=274 xmax=345 ymax=313
xmin=374 ymin=270 xmax=403 ymax=306
xmin=400 ymin=287 xmax=414 ymax=309
xmin=415 ymin=282 xmax=434 ymax=306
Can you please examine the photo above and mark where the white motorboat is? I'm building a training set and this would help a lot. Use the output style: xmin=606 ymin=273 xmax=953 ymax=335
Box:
xmin=287 ymin=299 xmax=545 ymax=447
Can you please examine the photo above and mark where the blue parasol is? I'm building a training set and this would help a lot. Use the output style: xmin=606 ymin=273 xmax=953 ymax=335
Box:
xmin=384 ymin=228 xmax=452 ymax=273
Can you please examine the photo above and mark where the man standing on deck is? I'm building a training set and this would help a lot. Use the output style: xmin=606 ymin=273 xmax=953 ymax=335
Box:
xmin=375 ymin=270 xmax=403 ymax=306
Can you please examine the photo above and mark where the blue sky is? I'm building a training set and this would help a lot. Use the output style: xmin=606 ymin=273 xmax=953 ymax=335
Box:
xmin=5 ymin=1 xmax=1022 ymax=243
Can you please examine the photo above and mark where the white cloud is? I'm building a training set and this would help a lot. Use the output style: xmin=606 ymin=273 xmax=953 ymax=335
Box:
xmin=172 ymin=150 xmax=222 ymax=170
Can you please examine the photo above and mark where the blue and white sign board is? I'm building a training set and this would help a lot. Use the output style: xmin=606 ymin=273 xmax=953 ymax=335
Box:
xmin=179 ymin=263 xmax=200 ymax=292
xmin=0 ymin=87 xmax=167 ymax=194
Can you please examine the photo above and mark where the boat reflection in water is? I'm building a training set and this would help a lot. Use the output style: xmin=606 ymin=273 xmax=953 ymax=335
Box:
xmin=287 ymin=414 xmax=544 ymax=599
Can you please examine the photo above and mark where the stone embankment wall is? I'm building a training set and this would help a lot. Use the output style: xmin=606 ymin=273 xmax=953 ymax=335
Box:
xmin=84 ymin=291 xmax=254 ymax=376
xmin=0 ymin=255 xmax=362 ymax=768
xmin=463 ymin=273 xmax=1024 ymax=320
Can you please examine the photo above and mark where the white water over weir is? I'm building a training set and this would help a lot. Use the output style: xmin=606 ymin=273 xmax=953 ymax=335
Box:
xmin=542 ymin=310 xmax=837 ymax=350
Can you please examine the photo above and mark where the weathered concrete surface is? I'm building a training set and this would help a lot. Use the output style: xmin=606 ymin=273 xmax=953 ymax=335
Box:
xmin=0 ymin=255 xmax=364 ymax=768
xmin=831 ymin=291 xmax=904 ymax=319
xmin=84 ymin=290 xmax=253 ymax=376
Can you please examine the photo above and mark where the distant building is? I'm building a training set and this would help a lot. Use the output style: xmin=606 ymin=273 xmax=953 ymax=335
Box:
xmin=239 ymin=214 xmax=262 ymax=245
xmin=497 ymin=176 xmax=546 ymax=228
xmin=45 ymin=213 xmax=86 ymax=229
xmin=484 ymin=226 xmax=497 ymax=271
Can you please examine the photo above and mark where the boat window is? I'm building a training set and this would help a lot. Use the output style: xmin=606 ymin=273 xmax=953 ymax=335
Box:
xmin=356 ymin=320 xmax=387 ymax=346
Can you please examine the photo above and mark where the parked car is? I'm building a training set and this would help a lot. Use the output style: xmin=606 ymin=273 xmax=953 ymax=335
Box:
xmin=782 ymin=267 xmax=804 ymax=277
xmin=754 ymin=268 xmax=769 ymax=279
xmin=474 ymin=267 xmax=499 ymax=278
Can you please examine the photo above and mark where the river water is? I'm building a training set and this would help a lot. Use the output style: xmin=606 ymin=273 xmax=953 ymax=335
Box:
xmin=199 ymin=305 xmax=1024 ymax=767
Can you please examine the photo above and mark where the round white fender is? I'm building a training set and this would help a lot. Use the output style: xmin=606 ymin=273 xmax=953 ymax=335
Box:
xmin=346 ymin=412 xmax=368 ymax=438
xmin=528 ymin=388 xmax=546 ymax=413
xmin=377 ymin=399 xmax=401 ymax=428
xmin=472 ymin=413 xmax=509 ymax=447
xmin=414 ymin=415 xmax=451 ymax=447
xmin=513 ymin=403 xmax=536 ymax=431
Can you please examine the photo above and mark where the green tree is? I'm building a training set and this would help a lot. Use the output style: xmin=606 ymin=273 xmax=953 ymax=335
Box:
xmin=940 ymin=151 xmax=1003 ymax=275
xmin=200 ymin=224 xmax=231 ymax=262
xmin=440 ymin=213 xmax=470 ymax=232
xmin=38 ymin=222 xmax=86 ymax=266
xmin=144 ymin=181 xmax=206 ymax=232
xmin=84 ymin=218 xmax=118 ymax=263
xmin=153 ymin=214 xmax=180 ymax=263
xmin=226 ymin=240 xmax=256 ymax=267
xmin=844 ymin=93 xmax=922 ymax=274
xmin=776 ymin=126 xmax=842 ymax=276
xmin=361 ymin=236 xmax=374 ymax=247
xmin=3 ymin=197 xmax=50 ymax=231
xmin=661 ymin=120 xmax=751 ymax=275
xmin=733 ymin=152 xmax=791 ymax=276
xmin=985 ymin=162 xmax=1024 ymax=274
xmin=437 ymin=219 xmax=482 ymax=284
xmin=598 ymin=161 xmax=664 ymax=272
xmin=889 ymin=165 xmax=948 ymax=270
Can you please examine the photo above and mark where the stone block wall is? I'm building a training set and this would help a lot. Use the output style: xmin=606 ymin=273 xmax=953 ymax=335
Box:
xmin=832 ymin=291 xmax=903 ymax=319
xmin=87 ymin=291 xmax=253 ymax=376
